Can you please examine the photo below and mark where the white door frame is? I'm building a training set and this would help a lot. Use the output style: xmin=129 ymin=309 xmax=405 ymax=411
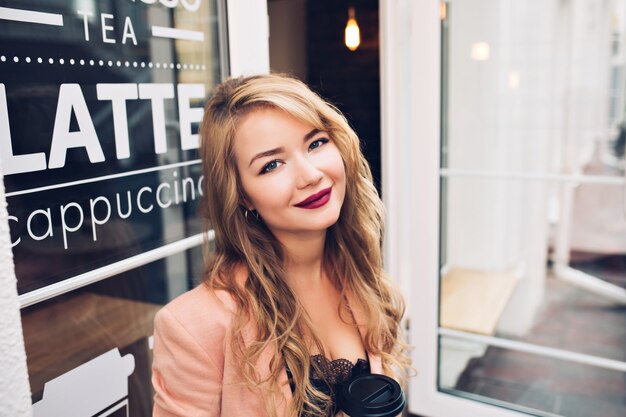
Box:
xmin=226 ymin=0 xmax=270 ymax=76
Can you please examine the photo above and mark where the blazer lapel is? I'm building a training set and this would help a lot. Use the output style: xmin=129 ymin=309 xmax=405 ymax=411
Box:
xmin=258 ymin=339 xmax=293 ymax=416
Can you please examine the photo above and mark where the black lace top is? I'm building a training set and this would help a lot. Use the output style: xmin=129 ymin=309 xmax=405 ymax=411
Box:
xmin=285 ymin=354 xmax=371 ymax=417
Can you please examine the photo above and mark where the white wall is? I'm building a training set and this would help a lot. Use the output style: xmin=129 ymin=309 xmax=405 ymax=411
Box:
xmin=0 ymin=171 xmax=33 ymax=417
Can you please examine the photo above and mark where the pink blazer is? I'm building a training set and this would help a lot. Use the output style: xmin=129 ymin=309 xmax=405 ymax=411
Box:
xmin=151 ymin=269 xmax=384 ymax=417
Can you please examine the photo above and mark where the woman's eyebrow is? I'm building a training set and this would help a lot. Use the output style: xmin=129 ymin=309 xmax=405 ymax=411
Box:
xmin=248 ymin=128 xmax=321 ymax=167
xmin=249 ymin=147 xmax=284 ymax=167
xmin=304 ymin=128 xmax=321 ymax=141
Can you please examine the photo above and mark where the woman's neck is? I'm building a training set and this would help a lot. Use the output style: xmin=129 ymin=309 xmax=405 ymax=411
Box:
xmin=279 ymin=230 xmax=327 ymax=290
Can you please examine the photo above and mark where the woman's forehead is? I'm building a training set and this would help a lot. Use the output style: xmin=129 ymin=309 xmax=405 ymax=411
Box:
xmin=234 ymin=108 xmax=317 ymax=150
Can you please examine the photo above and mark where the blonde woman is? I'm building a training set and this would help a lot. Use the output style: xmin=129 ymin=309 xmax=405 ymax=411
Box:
xmin=151 ymin=74 xmax=411 ymax=417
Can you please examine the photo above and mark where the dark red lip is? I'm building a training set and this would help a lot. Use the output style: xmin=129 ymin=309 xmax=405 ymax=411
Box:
xmin=295 ymin=187 xmax=332 ymax=207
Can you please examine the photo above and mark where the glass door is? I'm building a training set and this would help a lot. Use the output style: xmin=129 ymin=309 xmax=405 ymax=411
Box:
xmin=420 ymin=1 xmax=626 ymax=416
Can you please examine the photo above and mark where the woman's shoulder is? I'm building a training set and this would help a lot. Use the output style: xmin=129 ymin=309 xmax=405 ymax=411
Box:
xmin=155 ymin=263 xmax=249 ymax=336
xmin=161 ymin=283 xmax=234 ymax=319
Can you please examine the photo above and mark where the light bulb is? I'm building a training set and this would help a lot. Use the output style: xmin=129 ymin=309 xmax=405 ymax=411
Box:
xmin=345 ymin=7 xmax=360 ymax=51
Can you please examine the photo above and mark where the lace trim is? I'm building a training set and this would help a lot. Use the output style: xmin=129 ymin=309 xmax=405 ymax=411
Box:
xmin=309 ymin=354 xmax=369 ymax=385
xmin=285 ymin=355 xmax=371 ymax=416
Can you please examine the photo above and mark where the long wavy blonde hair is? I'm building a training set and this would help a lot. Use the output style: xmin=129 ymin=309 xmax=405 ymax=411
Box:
xmin=199 ymin=74 xmax=411 ymax=417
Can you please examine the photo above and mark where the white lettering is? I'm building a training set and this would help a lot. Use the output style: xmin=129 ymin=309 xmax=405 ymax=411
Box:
xmin=9 ymin=173 xmax=201 ymax=250
xmin=0 ymin=84 xmax=47 ymax=175
xmin=116 ymin=191 xmax=133 ymax=219
xmin=181 ymin=0 xmax=201 ymax=12
xmin=49 ymin=84 xmax=104 ymax=169
xmin=177 ymin=84 xmax=205 ymax=150
xmin=137 ymin=186 xmax=154 ymax=213
xmin=122 ymin=16 xmax=137 ymax=45
xmin=60 ymin=203 xmax=84 ymax=250
xmin=96 ymin=84 xmax=138 ymax=159
xmin=26 ymin=209 xmax=53 ymax=242
xmin=138 ymin=84 xmax=175 ymax=154
xmin=90 ymin=196 xmax=112 ymax=241
xmin=173 ymin=170 xmax=180 ymax=204
xmin=156 ymin=183 xmax=172 ymax=208
xmin=182 ymin=177 xmax=195 ymax=202
xmin=2 ymin=82 xmax=209 ymax=175
xmin=198 ymin=175 xmax=204 ymax=196
xmin=101 ymin=13 xmax=116 ymax=44
xmin=77 ymin=10 xmax=93 ymax=41
xmin=139 ymin=0 xmax=202 ymax=12
xmin=8 ymin=216 xmax=20 ymax=247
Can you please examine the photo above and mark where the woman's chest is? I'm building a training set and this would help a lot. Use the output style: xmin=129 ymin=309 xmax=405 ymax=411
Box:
xmin=298 ymin=287 xmax=367 ymax=363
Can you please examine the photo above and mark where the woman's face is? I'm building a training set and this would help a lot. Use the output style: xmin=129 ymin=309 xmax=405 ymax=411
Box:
xmin=233 ymin=107 xmax=346 ymax=239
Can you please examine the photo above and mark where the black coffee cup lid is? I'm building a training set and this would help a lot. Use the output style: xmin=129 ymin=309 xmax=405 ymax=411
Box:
xmin=338 ymin=373 xmax=405 ymax=417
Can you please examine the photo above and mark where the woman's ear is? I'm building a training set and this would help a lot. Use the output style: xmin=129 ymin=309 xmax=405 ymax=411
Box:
xmin=240 ymin=196 xmax=254 ymax=211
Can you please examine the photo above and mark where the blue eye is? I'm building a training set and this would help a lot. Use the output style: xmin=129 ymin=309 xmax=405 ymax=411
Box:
xmin=260 ymin=160 xmax=281 ymax=174
xmin=309 ymin=138 xmax=329 ymax=150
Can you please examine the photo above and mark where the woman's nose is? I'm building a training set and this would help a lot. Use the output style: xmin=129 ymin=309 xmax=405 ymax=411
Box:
xmin=295 ymin=157 xmax=323 ymax=189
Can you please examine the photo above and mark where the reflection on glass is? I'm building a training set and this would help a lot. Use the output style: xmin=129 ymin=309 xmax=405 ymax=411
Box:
xmin=22 ymin=247 xmax=203 ymax=416
xmin=439 ymin=174 xmax=626 ymax=416
xmin=439 ymin=336 xmax=626 ymax=417
xmin=439 ymin=0 xmax=626 ymax=415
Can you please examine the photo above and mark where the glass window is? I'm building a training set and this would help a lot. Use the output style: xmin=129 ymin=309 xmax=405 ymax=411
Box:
xmin=0 ymin=0 xmax=222 ymax=294
xmin=0 ymin=0 xmax=225 ymax=415
xmin=23 ymin=247 xmax=204 ymax=416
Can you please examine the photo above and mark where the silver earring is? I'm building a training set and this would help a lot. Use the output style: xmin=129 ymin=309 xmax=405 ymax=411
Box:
xmin=245 ymin=209 xmax=259 ymax=221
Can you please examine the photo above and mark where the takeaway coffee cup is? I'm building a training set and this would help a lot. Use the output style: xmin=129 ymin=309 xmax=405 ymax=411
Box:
xmin=338 ymin=374 xmax=405 ymax=417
